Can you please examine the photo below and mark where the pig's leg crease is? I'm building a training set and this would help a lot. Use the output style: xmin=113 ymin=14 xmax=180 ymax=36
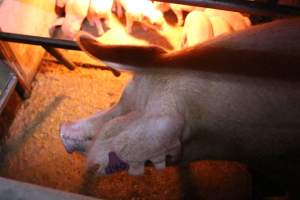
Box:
xmin=87 ymin=113 xmax=184 ymax=175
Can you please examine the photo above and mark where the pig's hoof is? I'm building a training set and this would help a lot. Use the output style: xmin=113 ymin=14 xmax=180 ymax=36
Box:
xmin=60 ymin=127 xmax=75 ymax=153
xmin=60 ymin=123 xmax=91 ymax=153
xmin=103 ymin=152 xmax=167 ymax=175
xmin=87 ymin=115 xmax=183 ymax=176
xmin=105 ymin=152 xmax=129 ymax=174
xmin=60 ymin=134 xmax=81 ymax=153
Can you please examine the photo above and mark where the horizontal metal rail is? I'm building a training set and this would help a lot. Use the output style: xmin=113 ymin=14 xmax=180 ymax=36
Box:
xmin=0 ymin=32 xmax=80 ymax=50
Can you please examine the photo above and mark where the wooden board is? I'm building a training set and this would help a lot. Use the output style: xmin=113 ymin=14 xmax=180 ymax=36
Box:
xmin=0 ymin=0 xmax=57 ymax=94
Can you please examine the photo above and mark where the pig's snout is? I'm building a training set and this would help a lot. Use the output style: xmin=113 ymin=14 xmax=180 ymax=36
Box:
xmin=60 ymin=122 xmax=91 ymax=153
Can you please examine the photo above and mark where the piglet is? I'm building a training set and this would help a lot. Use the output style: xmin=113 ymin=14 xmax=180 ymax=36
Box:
xmin=55 ymin=0 xmax=67 ymax=17
xmin=154 ymin=2 xmax=203 ymax=26
xmin=115 ymin=0 xmax=166 ymax=33
xmin=181 ymin=9 xmax=250 ymax=47
xmin=50 ymin=0 xmax=90 ymax=39
xmin=56 ymin=0 xmax=68 ymax=8
xmin=204 ymin=8 xmax=251 ymax=31
xmin=181 ymin=10 xmax=214 ymax=47
xmin=170 ymin=3 xmax=202 ymax=26
xmin=60 ymin=17 xmax=300 ymax=192
xmin=87 ymin=0 xmax=114 ymax=36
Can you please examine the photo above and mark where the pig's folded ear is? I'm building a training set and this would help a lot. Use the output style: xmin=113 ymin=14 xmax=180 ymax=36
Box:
xmin=76 ymin=32 xmax=168 ymax=71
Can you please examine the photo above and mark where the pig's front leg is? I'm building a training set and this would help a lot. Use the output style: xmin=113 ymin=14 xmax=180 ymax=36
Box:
xmin=87 ymin=113 xmax=184 ymax=175
xmin=60 ymin=105 xmax=123 ymax=153
xmin=60 ymin=82 xmax=135 ymax=153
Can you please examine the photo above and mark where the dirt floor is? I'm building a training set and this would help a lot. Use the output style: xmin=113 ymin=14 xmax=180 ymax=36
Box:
xmin=0 ymin=59 xmax=252 ymax=200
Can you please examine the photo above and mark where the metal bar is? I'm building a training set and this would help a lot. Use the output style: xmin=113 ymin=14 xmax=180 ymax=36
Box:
xmin=0 ymin=74 xmax=17 ymax=114
xmin=0 ymin=32 xmax=121 ymax=75
xmin=153 ymin=0 xmax=300 ymax=16
xmin=0 ymin=32 xmax=80 ymax=50
xmin=0 ymin=40 xmax=31 ymax=99
xmin=0 ymin=60 xmax=17 ymax=114
xmin=43 ymin=46 xmax=76 ymax=70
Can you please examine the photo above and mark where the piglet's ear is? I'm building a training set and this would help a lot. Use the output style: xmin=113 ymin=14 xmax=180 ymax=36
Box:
xmin=76 ymin=32 xmax=168 ymax=71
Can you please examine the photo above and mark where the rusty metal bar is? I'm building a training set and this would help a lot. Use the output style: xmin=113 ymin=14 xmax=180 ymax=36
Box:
xmin=42 ymin=46 xmax=76 ymax=70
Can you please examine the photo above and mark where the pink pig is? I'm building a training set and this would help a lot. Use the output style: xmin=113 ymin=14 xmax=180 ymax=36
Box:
xmin=115 ymin=0 xmax=166 ymax=33
xmin=154 ymin=2 xmax=203 ymax=26
xmin=50 ymin=0 xmax=90 ymax=39
xmin=60 ymin=17 xmax=300 ymax=194
xmin=56 ymin=0 xmax=68 ymax=8
xmin=181 ymin=9 xmax=250 ymax=48
xmin=87 ymin=0 xmax=114 ymax=36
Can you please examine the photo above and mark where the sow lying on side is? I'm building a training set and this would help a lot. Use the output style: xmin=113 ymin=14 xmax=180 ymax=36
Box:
xmin=60 ymin=18 xmax=300 ymax=190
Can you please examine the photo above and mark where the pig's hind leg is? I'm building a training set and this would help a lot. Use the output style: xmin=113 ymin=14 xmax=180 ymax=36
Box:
xmin=87 ymin=113 xmax=184 ymax=176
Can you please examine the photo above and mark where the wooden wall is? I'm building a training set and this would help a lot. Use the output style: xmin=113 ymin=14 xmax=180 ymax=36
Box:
xmin=0 ymin=0 xmax=57 ymax=95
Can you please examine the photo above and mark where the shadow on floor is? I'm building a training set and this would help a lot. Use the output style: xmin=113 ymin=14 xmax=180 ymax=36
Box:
xmin=0 ymin=95 xmax=67 ymax=165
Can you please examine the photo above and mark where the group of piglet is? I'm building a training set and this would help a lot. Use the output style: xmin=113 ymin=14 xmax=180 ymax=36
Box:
xmin=50 ymin=0 xmax=250 ymax=48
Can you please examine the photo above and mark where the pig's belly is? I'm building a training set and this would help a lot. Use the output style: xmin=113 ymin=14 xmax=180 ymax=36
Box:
xmin=181 ymin=72 xmax=300 ymax=161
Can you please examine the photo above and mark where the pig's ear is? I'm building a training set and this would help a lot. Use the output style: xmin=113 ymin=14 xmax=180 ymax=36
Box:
xmin=76 ymin=32 xmax=168 ymax=71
